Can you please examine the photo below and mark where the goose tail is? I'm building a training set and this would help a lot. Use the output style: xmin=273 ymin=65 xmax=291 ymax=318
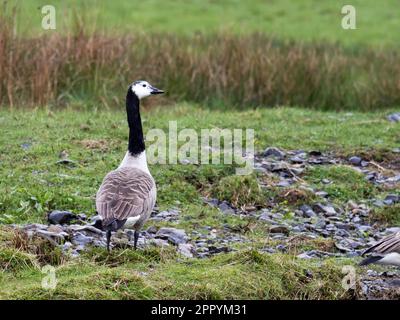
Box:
xmin=102 ymin=218 xmax=127 ymax=253
xmin=359 ymin=255 xmax=382 ymax=266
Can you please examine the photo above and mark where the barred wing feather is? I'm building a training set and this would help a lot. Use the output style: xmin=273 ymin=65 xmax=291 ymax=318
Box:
xmin=96 ymin=167 xmax=156 ymax=222
xmin=362 ymin=232 xmax=400 ymax=256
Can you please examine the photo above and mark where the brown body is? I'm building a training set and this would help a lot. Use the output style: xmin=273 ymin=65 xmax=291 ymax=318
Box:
xmin=96 ymin=167 xmax=156 ymax=231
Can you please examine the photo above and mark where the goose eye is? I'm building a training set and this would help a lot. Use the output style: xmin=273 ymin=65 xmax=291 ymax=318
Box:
xmin=142 ymin=84 xmax=146 ymax=87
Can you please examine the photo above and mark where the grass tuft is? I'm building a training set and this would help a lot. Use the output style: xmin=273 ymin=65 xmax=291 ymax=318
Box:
xmin=369 ymin=204 xmax=400 ymax=226
xmin=212 ymin=174 xmax=267 ymax=208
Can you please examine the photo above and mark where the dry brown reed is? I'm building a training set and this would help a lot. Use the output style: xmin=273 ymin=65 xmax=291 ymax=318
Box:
xmin=1 ymin=8 xmax=399 ymax=111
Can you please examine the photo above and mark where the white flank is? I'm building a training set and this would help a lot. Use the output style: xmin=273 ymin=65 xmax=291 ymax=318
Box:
xmin=378 ymin=253 xmax=400 ymax=266
xmin=124 ymin=216 xmax=142 ymax=229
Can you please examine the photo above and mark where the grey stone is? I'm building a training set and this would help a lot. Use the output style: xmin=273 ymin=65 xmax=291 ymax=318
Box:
xmin=315 ymin=191 xmax=329 ymax=198
xmin=349 ymin=156 xmax=362 ymax=166
xmin=290 ymin=156 xmax=305 ymax=163
xmin=384 ymin=194 xmax=399 ymax=205
xmin=297 ymin=252 xmax=313 ymax=259
xmin=202 ymin=198 xmax=219 ymax=207
xmin=292 ymin=225 xmax=306 ymax=233
xmin=277 ymin=179 xmax=292 ymax=187
xmin=335 ymin=229 xmax=351 ymax=237
xmin=357 ymin=225 xmax=372 ymax=233
xmin=299 ymin=205 xmax=316 ymax=218
xmin=48 ymin=210 xmax=77 ymax=225
xmin=360 ymin=161 xmax=369 ymax=167
xmin=151 ymin=209 xmax=180 ymax=221
xmin=71 ymin=232 xmax=93 ymax=246
xmin=387 ymin=113 xmax=400 ymax=122
xmin=146 ymin=226 xmax=158 ymax=234
xmin=68 ymin=224 xmax=104 ymax=235
xmin=156 ymin=227 xmax=188 ymax=245
xmin=21 ymin=142 xmax=32 ymax=150
xmin=36 ymin=229 xmax=68 ymax=245
xmin=372 ymin=199 xmax=385 ymax=207
xmin=263 ymin=147 xmax=285 ymax=159
xmin=61 ymin=241 xmax=73 ymax=252
xmin=276 ymin=244 xmax=287 ymax=252
xmin=325 ymin=224 xmax=336 ymax=232
xmin=272 ymin=212 xmax=284 ymax=219
xmin=386 ymin=227 xmax=400 ymax=233
xmin=152 ymin=238 xmax=170 ymax=247
xmin=312 ymin=203 xmax=336 ymax=216
xmin=386 ymin=175 xmax=400 ymax=183
xmin=335 ymin=223 xmax=353 ymax=231
xmin=178 ymin=243 xmax=194 ymax=258
xmin=218 ymin=201 xmax=235 ymax=214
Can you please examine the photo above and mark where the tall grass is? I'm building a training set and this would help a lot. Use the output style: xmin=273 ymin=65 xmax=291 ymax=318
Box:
xmin=1 ymin=9 xmax=400 ymax=110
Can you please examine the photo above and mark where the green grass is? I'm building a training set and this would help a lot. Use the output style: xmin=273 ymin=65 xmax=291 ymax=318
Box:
xmin=0 ymin=245 xmax=351 ymax=300
xmin=0 ymin=104 xmax=398 ymax=223
xmin=212 ymin=174 xmax=268 ymax=208
xmin=0 ymin=104 xmax=399 ymax=299
xmin=304 ymin=165 xmax=378 ymax=203
xmin=14 ymin=0 xmax=400 ymax=47
xmin=369 ymin=204 xmax=400 ymax=226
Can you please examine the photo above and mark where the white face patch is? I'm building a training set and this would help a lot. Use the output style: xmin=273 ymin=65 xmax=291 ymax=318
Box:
xmin=131 ymin=81 xmax=154 ymax=99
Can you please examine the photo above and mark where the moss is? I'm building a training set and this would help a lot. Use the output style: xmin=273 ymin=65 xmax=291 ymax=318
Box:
xmin=369 ymin=204 xmax=400 ymax=226
xmin=304 ymin=165 xmax=377 ymax=203
xmin=212 ymin=174 xmax=268 ymax=208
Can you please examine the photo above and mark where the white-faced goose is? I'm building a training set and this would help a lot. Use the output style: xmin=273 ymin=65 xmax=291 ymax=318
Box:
xmin=359 ymin=231 xmax=400 ymax=267
xmin=96 ymin=80 xmax=164 ymax=251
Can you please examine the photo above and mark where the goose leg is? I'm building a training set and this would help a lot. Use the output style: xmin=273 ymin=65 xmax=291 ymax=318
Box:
xmin=134 ymin=230 xmax=139 ymax=250
xmin=106 ymin=230 xmax=112 ymax=252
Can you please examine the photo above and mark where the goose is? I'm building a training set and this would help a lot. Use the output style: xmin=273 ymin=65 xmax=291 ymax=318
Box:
xmin=96 ymin=80 xmax=164 ymax=252
xmin=359 ymin=231 xmax=400 ymax=267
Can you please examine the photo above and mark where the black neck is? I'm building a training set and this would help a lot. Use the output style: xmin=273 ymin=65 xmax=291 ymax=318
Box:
xmin=126 ymin=89 xmax=145 ymax=156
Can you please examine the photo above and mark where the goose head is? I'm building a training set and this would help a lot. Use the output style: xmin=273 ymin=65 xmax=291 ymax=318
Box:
xmin=130 ymin=80 xmax=164 ymax=100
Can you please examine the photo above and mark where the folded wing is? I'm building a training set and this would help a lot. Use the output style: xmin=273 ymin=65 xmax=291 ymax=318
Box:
xmin=96 ymin=167 xmax=156 ymax=222
xmin=362 ymin=231 xmax=400 ymax=256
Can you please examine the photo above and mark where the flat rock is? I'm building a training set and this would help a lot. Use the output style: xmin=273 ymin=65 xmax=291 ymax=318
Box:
xmin=262 ymin=147 xmax=285 ymax=159
xmin=299 ymin=205 xmax=316 ymax=218
xmin=312 ymin=203 xmax=336 ymax=216
xmin=349 ymin=156 xmax=362 ymax=166
xmin=156 ymin=227 xmax=188 ymax=245
xmin=218 ymin=201 xmax=235 ymax=214
xmin=71 ymin=232 xmax=93 ymax=246
xmin=178 ymin=243 xmax=194 ymax=258
xmin=48 ymin=210 xmax=77 ymax=225
xmin=384 ymin=194 xmax=399 ymax=205
xmin=151 ymin=209 xmax=180 ymax=221
xmin=202 ymin=198 xmax=219 ymax=207
xmin=387 ymin=112 xmax=400 ymax=122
